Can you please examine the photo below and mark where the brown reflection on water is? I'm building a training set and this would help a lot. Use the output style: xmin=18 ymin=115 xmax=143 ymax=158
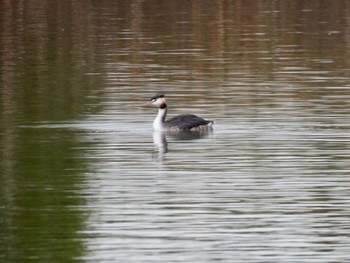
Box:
xmin=1 ymin=1 xmax=349 ymax=90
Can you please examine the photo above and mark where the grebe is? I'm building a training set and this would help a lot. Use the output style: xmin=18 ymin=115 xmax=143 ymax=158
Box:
xmin=145 ymin=94 xmax=214 ymax=131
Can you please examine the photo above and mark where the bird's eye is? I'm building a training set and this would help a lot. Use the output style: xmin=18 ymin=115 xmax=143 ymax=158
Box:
xmin=152 ymin=99 xmax=156 ymax=102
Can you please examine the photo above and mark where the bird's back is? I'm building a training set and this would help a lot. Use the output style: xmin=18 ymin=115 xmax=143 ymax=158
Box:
xmin=165 ymin=114 xmax=213 ymax=131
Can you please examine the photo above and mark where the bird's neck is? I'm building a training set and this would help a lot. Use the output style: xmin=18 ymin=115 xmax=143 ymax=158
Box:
xmin=153 ymin=107 xmax=167 ymax=131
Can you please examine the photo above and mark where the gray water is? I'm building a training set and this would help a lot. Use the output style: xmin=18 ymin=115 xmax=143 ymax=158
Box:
xmin=1 ymin=1 xmax=350 ymax=262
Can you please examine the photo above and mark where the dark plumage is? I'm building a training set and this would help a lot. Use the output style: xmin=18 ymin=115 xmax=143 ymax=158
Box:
xmin=165 ymin=114 xmax=212 ymax=131
xmin=150 ymin=94 xmax=165 ymax=100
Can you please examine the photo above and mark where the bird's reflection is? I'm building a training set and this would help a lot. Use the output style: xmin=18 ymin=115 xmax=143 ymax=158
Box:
xmin=152 ymin=131 xmax=168 ymax=156
xmin=152 ymin=130 xmax=213 ymax=159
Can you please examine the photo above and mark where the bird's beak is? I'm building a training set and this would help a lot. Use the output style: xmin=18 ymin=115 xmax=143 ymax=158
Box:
xmin=144 ymin=101 xmax=153 ymax=107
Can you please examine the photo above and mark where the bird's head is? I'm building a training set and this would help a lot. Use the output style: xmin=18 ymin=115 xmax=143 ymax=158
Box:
xmin=145 ymin=94 xmax=167 ymax=109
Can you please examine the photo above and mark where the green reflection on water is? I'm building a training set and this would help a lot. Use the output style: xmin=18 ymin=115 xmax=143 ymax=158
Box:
xmin=0 ymin=1 xmax=103 ymax=260
xmin=1 ymin=127 xmax=91 ymax=263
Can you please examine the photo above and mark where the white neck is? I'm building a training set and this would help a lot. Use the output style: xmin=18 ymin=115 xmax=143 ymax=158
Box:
xmin=153 ymin=107 xmax=167 ymax=131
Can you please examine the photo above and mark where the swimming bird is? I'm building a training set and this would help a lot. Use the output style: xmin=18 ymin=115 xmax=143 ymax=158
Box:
xmin=145 ymin=94 xmax=214 ymax=131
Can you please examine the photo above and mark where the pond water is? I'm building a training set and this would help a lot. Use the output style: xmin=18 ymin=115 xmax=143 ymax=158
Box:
xmin=1 ymin=1 xmax=350 ymax=262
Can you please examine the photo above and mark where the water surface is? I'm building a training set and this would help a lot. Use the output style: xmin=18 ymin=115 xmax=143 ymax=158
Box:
xmin=1 ymin=1 xmax=350 ymax=262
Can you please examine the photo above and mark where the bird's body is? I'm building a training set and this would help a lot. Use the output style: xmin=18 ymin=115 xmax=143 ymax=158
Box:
xmin=146 ymin=94 xmax=213 ymax=132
